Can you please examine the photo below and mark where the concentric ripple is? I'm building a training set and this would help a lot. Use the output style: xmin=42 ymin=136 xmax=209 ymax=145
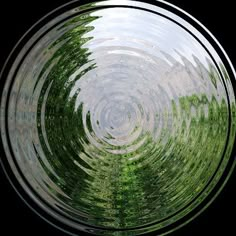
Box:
xmin=1 ymin=0 xmax=236 ymax=235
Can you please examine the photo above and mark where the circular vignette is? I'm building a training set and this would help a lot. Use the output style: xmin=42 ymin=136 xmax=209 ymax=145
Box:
xmin=0 ymin=0 xmax=236 ymax=235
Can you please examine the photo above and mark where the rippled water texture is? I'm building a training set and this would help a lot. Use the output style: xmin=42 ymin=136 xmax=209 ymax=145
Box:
xmin=2 ymin=1 xmax=236 ymax=235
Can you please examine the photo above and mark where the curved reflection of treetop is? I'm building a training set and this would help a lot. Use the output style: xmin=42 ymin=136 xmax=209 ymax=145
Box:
xmin=9 ymin=6 xmax=236 ymax=230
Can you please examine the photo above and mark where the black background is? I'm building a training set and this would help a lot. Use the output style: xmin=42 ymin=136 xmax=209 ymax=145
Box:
xmin=0 ymin=0 xmax=235 ymax=235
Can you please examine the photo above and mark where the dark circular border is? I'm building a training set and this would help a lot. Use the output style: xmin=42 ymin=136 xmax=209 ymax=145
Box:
xmin=1 ymin=0 xmax=235 ymax=235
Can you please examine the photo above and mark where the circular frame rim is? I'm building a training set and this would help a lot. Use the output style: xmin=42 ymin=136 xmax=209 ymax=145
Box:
xmin=0 ymin=0 xmax=236 ymax=235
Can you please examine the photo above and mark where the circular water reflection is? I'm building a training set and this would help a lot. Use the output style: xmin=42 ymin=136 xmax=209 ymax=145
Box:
xmin=1 ymin=0 xmax=235 ymax=235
